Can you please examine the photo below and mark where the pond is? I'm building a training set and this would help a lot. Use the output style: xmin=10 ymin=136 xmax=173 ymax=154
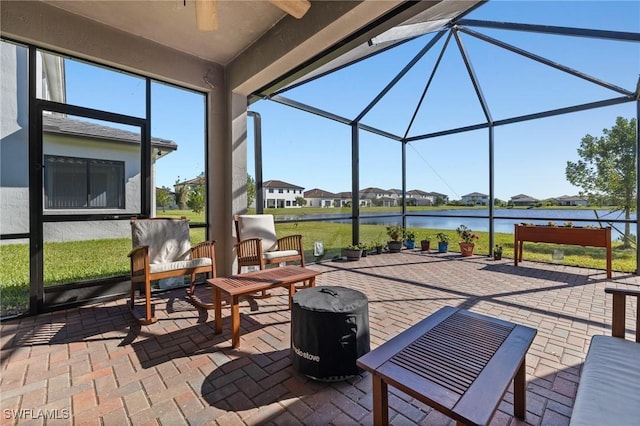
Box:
xmin=280 ymin=208 xmax=636 ymax=239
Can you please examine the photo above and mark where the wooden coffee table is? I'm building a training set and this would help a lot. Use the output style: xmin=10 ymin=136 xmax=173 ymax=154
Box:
xmin=357 ymin=307 xmax=537 ymax=425
xmin=207 ymin=266 xmax=320 ymax=348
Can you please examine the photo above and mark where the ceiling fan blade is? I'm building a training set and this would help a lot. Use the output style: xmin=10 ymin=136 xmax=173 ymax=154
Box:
xmin=195 ymin=0 xmax=218 ymax=31
xmin=268 ymin=0 xmax=311 ymax=19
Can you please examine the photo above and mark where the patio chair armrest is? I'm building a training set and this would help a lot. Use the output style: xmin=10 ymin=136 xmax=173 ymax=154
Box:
xmin=191 ymin=240 xmax=216 ymax=259
xmin=236 ymin=238 xmax=264 ymax=262
xmin=277 ymin=234 xmax=303 ymax=252
xmin=605 ymin=287 xmax=640 ymax=341
xmin=128 ymin=245 xmax=150 ymax=276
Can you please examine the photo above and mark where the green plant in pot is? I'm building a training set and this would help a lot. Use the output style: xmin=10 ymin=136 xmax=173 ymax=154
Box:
xmin=405 ymin=231 xmax=416 ymax=250
xmin=343 ymin=244 xmax=363 ymax=261
xmin=493 ymin=245 xmax=503 ymax=260
xmin=370 ymin=240 xmax=385 ymax=254
xmin=386 ymin=225 xmax=403 ymax=253
xmin=456 ymin=225 xmax=479 ymax=257
xmin=435 ymin=232 xmax=449 ymax=253
xmin=420 ymin=235 xmax=431 ymax=252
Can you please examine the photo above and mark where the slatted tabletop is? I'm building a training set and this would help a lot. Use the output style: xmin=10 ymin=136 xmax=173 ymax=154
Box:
xmin=357 ymin=307 xmax=537 ymax=426
xmin=207 ymin=266 xmax=321 ymax=348
xmin=208 ymin=266 xmax=320 ymax=296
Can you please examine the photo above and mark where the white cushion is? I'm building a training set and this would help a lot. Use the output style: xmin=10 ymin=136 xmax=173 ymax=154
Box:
xmin=570 ymin=335 xmax=640 ymax=426
xmin=263 ymin=250 xmax=299 ymax=261
xmin=149 ymin=258 xmax=212 ymax=274
xmin=236 ymin=214 xmax=278 ymax=252
xmin=131 ymin=219 xmax=192 ymax=264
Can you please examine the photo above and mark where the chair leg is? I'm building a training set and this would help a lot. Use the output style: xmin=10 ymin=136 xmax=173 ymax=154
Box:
xmin=127 ymin=277 xmax=157 ymax=325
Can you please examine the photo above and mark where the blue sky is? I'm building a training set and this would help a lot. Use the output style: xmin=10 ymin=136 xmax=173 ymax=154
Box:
xmin=249 ymin=0 xmax=640 ymax=201
xmin=64 ymin=1 xmax=640 ymax=202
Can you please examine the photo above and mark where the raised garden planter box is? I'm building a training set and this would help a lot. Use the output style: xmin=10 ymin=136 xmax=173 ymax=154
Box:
xmin=514 ymin=224 xmax=612 ymax=278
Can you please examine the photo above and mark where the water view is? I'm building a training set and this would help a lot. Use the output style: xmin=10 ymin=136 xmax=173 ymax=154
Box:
xmin=283 ymin=209 xmax=636 ymax=240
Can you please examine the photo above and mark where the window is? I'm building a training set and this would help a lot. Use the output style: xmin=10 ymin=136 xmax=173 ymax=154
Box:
xmin=44 ymin=155 xmax=124 ymax=209
xmin=278 ymin=189 xmax=283 ymax=193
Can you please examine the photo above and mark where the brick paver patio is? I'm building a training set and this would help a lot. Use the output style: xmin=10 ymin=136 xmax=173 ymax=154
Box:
xmin=2 ymin=251 xmax=639 ymax=425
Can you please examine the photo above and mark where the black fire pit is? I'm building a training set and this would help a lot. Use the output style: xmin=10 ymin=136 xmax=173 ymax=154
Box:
xmin=291 ymin=286 xmax=370 ymax=381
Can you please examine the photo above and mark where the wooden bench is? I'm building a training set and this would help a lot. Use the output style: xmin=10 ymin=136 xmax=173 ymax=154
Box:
xmin=207 ymin=266 xmax=321 ymax=348
xmin=570 ymin=288 xmax=640 ymax=426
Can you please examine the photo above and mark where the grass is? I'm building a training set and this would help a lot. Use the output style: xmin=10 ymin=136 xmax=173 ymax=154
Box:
xmin=1 ymin=215 xmax=635 ymax=317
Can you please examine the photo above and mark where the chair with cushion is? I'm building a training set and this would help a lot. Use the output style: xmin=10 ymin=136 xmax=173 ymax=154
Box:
xmin=234 ymin=214 xmax=305 ymax=273
xmin=129 ymin=217 xmax=216 ymax=324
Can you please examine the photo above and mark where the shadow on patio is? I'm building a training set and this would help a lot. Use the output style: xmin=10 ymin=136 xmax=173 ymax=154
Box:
xmin=2 ymin=251 xmax=639 ymax=425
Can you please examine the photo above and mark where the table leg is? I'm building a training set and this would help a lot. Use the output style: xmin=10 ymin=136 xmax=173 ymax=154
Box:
xmin=288 ymin=284 xmax=295 ymax=309
xmin=372 ymin=374 xmax=389 ymax=426
xmin=513 ymin=357 xmax=526 ymax=419
xmin=309 ymin=276 xmax=316 ymax=287
xmin=231 ymin=295 xmax=240 ymax=348
xmin=214 ymin=288 xmax=222 ymax=334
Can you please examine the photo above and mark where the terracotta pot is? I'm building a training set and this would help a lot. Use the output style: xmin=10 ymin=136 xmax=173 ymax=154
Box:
xmin=459 ymin=242 xmax=475 ymax=257
xmin=420 ymin=240 xmax=430 ymax=251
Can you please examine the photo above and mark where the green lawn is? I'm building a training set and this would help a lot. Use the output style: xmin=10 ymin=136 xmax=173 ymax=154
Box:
xmin=1 ymin=214 xmax=635 ymax=317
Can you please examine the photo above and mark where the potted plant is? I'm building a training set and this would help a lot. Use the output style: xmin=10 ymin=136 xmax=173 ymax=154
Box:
xmin=405 ymin=231 xmax=416 ymax=250
xmin=493 ymin=245 xmax=503 ymax=260
xmin=370 ymin=240 xmax=385 ymax=254
xmin=343 ymin=244 xmax=363 ymax=261
xmin=359 ymin=242 xmax=368 ymax=257
xmin=420 ymin=235 xmax=431 ymax=252
xmin=457 ymin=225 xmax=479 ymax=257
xmin=386 ymin=225 xmax=404 ymax=253
xmin=435 ymin=232 xmax=449 ymax=253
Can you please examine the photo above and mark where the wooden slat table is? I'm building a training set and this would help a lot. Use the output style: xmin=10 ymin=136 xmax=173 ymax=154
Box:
xmin=207 ymin=266 xmax=321 ymax=348
xmin=357 ymin=307 xmax=537 ymax=426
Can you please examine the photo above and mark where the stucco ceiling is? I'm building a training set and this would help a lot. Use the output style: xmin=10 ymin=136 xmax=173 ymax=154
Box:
xmin=43 ymin=0 xmax=291 ymax=65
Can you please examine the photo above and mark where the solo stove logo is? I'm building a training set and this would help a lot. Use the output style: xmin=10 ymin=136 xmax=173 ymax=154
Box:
xmin=292 ymin=342 xmax=320 ymax=362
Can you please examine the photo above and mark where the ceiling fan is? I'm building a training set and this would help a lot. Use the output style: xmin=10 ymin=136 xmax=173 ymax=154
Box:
xmin=195 ymin=0 xmax=311 ymax=31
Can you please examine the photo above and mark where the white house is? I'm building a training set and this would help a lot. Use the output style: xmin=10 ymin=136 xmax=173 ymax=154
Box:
xmin=554 ymin=195 xmax=589 ymax=207
xmin=263 ymin=180 xmax=304 ymax=208
xmin=360 ymin=187 xmax=397 ymax=207
xmin=461 ymin=192 xmax=489 ymax=206
xmin=407 ymin=189 xmax=433 ymax=206
xmin=510 ymin=194 xmax=539 ymax=207
xmin=304 ymin=188 xmax=337 ymax=208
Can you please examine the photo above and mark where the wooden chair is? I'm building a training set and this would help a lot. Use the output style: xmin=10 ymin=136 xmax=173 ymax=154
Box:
xmin=234 ymin=214 xmax=305 ymax=273
xmin=128 ymin=217 xmax=216 ymax=324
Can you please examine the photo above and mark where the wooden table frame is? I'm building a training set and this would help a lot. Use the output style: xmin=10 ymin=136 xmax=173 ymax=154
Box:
xmin=357 ymin=307 xmax=537 ymax=426
xmin=514 ymin=224 xmax=612 ymax=278
xmin=207 ymin=266 xmax=320 ymax=348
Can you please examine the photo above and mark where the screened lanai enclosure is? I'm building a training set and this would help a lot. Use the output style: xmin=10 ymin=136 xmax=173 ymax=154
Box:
xmin=247 ymin=1 xmax=640 ymax=271
xmin=1 ymin=1 xmax=639 ymax=320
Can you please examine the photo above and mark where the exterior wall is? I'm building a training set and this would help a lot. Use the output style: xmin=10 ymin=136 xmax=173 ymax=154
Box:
xmin=0 ymin=42 xmax=29 ymax=235
xmin=43 ymin=134 xmax=142 ymax=215
xmin=305 ymin=197 xmax=334 ymax=207
xmin=1 ymin=2 xmax=229 ymax=273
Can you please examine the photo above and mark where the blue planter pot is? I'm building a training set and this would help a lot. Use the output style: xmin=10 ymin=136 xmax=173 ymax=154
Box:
xmin=405 ymin=240 xmax=415 ymax=250
xmin=438 ymin=242 xmax=448 ymax=253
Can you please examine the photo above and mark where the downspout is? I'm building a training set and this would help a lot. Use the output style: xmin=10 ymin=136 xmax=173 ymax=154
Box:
xmin=247 ymin=111 xmax=263 ymax=214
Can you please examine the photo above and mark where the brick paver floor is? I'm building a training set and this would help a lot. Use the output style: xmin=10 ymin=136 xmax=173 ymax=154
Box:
xmin=2 ymin=251 xmax=639 ymax=425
